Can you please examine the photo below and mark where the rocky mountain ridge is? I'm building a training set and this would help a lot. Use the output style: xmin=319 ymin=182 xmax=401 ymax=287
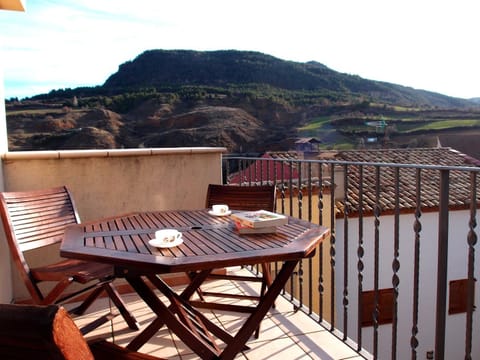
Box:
xmin=102 ymin=50 xmax=474 ymax=109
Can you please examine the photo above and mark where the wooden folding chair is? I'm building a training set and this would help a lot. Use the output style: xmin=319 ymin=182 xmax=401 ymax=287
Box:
xmin=190 ymin=184 xmax=277 ymax=336
xmin=0 ymin=304 xmax=162 ymax=360
xmin=0 ymin=186 xmax=139 ymax=334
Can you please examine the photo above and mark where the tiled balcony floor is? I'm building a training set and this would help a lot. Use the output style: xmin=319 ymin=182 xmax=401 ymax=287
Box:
xmin=74 ymin=267 xmax=364 ymax=360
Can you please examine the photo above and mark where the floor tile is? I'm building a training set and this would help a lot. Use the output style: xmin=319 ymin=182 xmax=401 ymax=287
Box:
xmin=73 ymin=267 xmax=365 ymax=359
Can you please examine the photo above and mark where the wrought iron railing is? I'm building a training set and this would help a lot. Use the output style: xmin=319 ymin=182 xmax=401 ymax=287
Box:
xmin=223 ymin=155 xmax=480 ymax=360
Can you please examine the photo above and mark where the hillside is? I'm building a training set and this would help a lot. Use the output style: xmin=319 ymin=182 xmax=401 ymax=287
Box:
xmin=102 ymin=50 xmax=473 ymax=108
xmin=7 ymin=97 xmax=300 ymax=152
xmin=7 ymin=49 xmax=480 ymax=153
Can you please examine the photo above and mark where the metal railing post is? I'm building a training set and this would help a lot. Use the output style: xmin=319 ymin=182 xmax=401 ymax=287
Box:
xmin=435 ymin=169 xmax=450 ymax=360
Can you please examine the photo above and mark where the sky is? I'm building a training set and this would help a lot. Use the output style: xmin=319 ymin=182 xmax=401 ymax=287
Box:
xmin=1 ymin=0 xmax=479 ymax=100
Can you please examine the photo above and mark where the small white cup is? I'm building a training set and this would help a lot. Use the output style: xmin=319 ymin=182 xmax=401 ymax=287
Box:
xmin=155 ymin=229 xmax=181 ymax=243
xmin=212 ymin=204 xmax=229 ymax=214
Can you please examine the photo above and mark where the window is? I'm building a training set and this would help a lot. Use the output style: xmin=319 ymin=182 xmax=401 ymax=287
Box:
xmin=449 ymin=278 xmax=475 ymax=315
xmin=361 ymin=288 xmax=394 ymax=327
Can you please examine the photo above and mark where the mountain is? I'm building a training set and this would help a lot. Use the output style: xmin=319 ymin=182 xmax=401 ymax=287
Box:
xmin=103 ymin=49 xmax=473 ymax=108
xmin=470 ymin=98 xmax=480 ymax=104
xmin=9 ymin=49 xmax=480 ymax=153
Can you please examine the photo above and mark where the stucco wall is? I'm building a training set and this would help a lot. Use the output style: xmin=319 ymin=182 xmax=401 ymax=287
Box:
xmin=278 ymin=191 xmax=335 ymax=324
xmin=0 ymin=147 xmax=225 ymax=301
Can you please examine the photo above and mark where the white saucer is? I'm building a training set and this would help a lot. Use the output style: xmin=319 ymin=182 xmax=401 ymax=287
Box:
xmin=208 ymin=210 xmax=232 ymax=217
xmin=149 ymin=236 xmax=183 ymax=248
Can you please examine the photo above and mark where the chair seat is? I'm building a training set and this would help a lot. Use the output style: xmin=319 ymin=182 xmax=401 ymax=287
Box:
xmin=31 ymin=259 xmax=114 ymax=284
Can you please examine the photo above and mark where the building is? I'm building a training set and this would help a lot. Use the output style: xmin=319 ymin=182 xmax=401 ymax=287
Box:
xmin=295 ymin=137 xmax=321 ymax=154
xmin=333 ymin=147 xmax=480 ymax=360
xmin=225 ymin=147 xmax=480 ymax=359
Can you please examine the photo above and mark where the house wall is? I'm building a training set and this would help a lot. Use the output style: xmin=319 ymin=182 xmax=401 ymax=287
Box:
xmin=0 ymin=148 xmax=225 ymax=301
xmin=277 ymin=190 xmax=335 ymax=324
xmin=335 ymin=210 xmax=480 ymax=359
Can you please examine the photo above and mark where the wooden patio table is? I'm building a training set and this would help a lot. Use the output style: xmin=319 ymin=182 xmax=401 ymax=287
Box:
xmin=61 ymin=209 xmax=329 ymax=360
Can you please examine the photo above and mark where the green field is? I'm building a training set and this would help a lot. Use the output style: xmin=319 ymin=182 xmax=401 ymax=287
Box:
xmin=297 ymin=111 xmax=480 ymax=149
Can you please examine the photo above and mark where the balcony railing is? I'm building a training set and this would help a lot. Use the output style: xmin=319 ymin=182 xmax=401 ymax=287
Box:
xmin=223 ymin=154 xmax=480 ymax=360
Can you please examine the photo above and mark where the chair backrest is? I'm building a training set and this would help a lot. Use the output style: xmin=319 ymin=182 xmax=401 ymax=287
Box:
xmin=205 ymin=184 xmax=276 ymax=212
xmin=0 ymin=186 xmax=80 ymax=302
xmin=0 ymin=303 xmax=94 ymax=360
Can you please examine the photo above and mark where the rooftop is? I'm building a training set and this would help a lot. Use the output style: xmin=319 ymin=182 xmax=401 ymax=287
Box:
xmin=334 ymin=147 xmax=480 ymax=214
xmin=333 ymin=147 xmax=478 ymax=167
xmin=228 ymin=147 xmax=480 ymax=214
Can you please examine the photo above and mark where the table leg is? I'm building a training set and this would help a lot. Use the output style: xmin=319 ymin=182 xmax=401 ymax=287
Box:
xmin=181 ymin=269 xmax=212 ymax=300
xmin=125 ymin=275 xmax=219 ymax=359
xmin=219 ymin=260 xmax=299 ymax=360
xmin=147 ymin=274 xmax=245 ymax=349
xmin=124 ymin=260 xmax=297 ymax=360
xmin=125 ymin=273 xmax=246 ymax=359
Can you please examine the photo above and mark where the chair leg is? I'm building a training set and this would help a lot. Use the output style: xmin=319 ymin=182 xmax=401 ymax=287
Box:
xmin=79 ymin=311 xmax=118 ymax=335
xmin=70 ymin=286 xmax=105 ymax=315
xmin=70 ymin=285 xmax=123 ymax=335
xmin=43 ymin=277 xmax=74 ymax=305
xmin=103 ymin=282 xmax=140 ymax=330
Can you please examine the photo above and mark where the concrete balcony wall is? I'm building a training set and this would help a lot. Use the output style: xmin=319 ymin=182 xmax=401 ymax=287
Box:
xmin=0 ymin=147 xmax=225 ymax=302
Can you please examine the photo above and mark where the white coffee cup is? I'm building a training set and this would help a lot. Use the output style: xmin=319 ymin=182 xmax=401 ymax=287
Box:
xmin=212 ymin=204 xmax=229 ymax=214
xmin=155 ymin=229 xmax=181 ymax=243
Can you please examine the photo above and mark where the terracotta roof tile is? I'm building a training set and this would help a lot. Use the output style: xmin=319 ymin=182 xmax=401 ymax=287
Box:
xmin=227 ymin=148 xmax=480 ymax=214
xmin=335 ymin=147 xmax=480 ymax=215
xmin=227 ymin=152 xmax=299 ymax=184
